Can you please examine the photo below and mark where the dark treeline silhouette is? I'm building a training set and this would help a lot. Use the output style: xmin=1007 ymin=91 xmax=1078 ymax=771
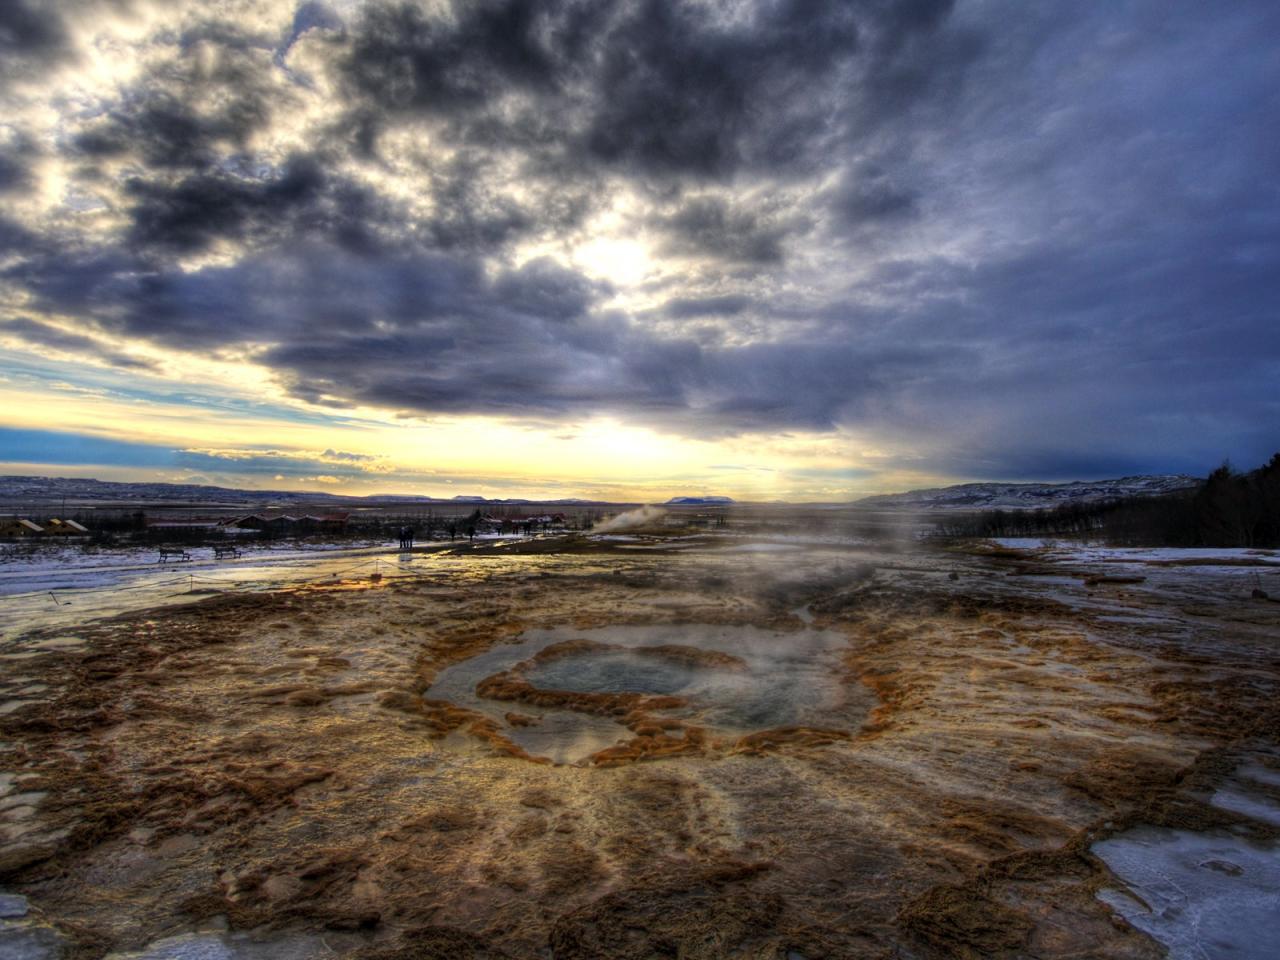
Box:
xmin=935 ymin=453 xmax=1280 ymax=547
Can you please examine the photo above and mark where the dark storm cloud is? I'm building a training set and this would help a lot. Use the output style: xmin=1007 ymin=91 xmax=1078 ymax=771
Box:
xmin=1 ymin=316 xmax=156 ymax=370
xmin=73 ymin=92 xmax=266 ymax=171
xmin=651 ymin=196 xmax=796 ymax=265
xmin=662 ymin=295 xmax=752 ymax=320
xmin=122 ymin=155 xmax=398 ymax=256
xmin=828 ymin=162 xmax=919 ymax=237
xmin=578 ymin=0 xmax=859 ymax=177
xmin=72 ymin=28 xmax=279 ymax=171
xmin=0 ymin=216 xmax=35 ymax=253
xmin=0 ymin=130 xmax=38 ymax=194
xmin=4 ymin=0 xmax=1280 ymax=482
xmin=0 ymin=0 xmax=71 ymax=87
xmin=343 ymin=0 xmax=568 ymax=115
xmin=337 ymin=0 xmax=960 ymax=179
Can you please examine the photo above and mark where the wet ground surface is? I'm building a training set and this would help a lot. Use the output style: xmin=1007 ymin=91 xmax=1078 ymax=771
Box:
xmin=1 ymin=530 xmax=1278 ymax=958
xmin=0 ymin=540 xmax=500 ymax=643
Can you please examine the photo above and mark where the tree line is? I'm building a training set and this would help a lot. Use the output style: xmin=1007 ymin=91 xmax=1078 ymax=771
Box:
xmin=933 ymin=453 xmax=1280 ymax=547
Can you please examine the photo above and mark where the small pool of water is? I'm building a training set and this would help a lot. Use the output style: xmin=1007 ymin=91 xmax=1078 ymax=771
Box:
xmin=426 ymin=622 xmax=865 ymax=764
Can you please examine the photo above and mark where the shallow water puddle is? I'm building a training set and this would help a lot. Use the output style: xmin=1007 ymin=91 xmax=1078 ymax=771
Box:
xmin=427 ymin=622 xmax=863 ymax=764
xmin=1092 ymin=826 xmax=1280 ymax=959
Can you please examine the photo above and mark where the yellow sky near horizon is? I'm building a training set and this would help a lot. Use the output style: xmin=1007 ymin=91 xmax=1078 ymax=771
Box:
xmin=0 ymin=346 xmax=942 ymax=502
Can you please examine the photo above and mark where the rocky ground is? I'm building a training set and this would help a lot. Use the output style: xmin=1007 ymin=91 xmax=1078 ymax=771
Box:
xmin=1 ymin=535 xmax=1277 ymax=958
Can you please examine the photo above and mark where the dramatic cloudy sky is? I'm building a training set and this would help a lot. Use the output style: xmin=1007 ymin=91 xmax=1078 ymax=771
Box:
xmin=1 ymin=0 xmax=1277 ymax=499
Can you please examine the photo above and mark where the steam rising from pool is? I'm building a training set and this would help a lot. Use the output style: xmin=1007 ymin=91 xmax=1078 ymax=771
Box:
xmin=593 ymin=505 xmax=667 ymax=533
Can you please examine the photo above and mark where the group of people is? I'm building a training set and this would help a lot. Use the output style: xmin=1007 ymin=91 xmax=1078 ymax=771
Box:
xmin=396 ymin=522 xmax=482 ymax=548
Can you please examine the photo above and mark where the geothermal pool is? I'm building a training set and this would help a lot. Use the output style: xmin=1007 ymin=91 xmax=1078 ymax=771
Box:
xmin=426 ymin=622 xmax=868 ymax=764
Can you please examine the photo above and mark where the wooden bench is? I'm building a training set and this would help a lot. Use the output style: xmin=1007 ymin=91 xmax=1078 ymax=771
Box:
xmin=158 ymin=548 xmax=191 ymax=563
xmin=213 ymin=545 xmax=241 ymax=560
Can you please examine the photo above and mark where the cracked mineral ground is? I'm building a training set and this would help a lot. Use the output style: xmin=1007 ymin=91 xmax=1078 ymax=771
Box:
xmin=2 ymin=524 xmax=1279 ymax=959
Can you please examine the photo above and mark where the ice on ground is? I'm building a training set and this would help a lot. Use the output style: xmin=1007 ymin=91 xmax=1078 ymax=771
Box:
xmin=0 ymin=891 xmax=62 ymax=960
xmin=0 ymin=893 xmax=29 ymax=918
xmin=1093 ymin=826 xmax=1280 ymax=960
xmin=1001 ymin=542 xmax=1280 ymax=566
xmin=991 ymin=537 xmax=1062 ymax=549
xmin=103 ymin=930 xmax=347 ymax=960
xmin=1211 ymin=787 xmax=1280 ymax=828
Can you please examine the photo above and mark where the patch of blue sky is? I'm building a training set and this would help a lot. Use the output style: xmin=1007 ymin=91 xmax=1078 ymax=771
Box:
xmin=0 ymin=427 xmax=178 ymax=468
xmin=0 ymin=428 xmax=387 ymax=481
xmin=0 ymin=352 xmax=386 ymax=429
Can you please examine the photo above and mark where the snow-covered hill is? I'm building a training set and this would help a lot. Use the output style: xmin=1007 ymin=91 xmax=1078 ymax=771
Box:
xmin=854 ymin=475 xmax=1200 ymax=511
xmin=0 ymin=475 xmax=625 ymax=507
xmin=0 ymin=475 xmax=314 ymax=504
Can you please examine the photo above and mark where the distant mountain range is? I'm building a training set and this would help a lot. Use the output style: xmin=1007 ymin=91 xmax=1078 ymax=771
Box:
xmin=0 ymin=476 xmax=620 ymax=507
xmin=853 ymin=475 xmax=1200 ymax=510
xmin=0 ymin=473 xmax=1203 ymax=511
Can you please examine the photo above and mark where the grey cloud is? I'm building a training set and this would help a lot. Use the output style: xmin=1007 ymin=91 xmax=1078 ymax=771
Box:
xmin=174 ymin=448 xmax=369 ymax=478
xmin=0 ymin=130 xmax=38 ymax=194
xmin=337 ymin=0 xmax=957 ymax=181
xmin=661 ymin=295 xmax=752 ymax=319
xmin=0 ymin=0 xmax=71 ymax=88
xmin=651 ymin=196 xmax=797 ymax=265
xmin=72 ymin=32 xmax=279 ymax=171
xmin=321 ymin=449 xmax=376 ymax=462
xmin=829 ymin=162 xmax=918 ymax=235
xmin=122 ymin=154 xmax=398 ymax=256
xmin=1 ymin=316 xmax=157 ymax=370
xmin=579 ymin=0 xmax=859 ymax=177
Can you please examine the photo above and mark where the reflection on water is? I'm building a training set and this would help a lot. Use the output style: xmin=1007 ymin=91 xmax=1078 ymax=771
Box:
xmin=427 ymin=622 xmax=863 ymax=764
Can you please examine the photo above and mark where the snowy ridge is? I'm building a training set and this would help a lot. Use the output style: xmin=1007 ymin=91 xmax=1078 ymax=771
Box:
xmin=0 ymin=475 xmax=623 ymax=506
xmin=855 ymin=475 xmax=1200 ymax=511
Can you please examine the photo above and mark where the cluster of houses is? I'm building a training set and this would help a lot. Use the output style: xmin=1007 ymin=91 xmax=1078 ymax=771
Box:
xmin=0 ymin=517 xmax=90 ymax=538
xmin=1 ymin=510 xmax=574 ymax=541
xmin=144 ymin=512 xmax=351 ymax=532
